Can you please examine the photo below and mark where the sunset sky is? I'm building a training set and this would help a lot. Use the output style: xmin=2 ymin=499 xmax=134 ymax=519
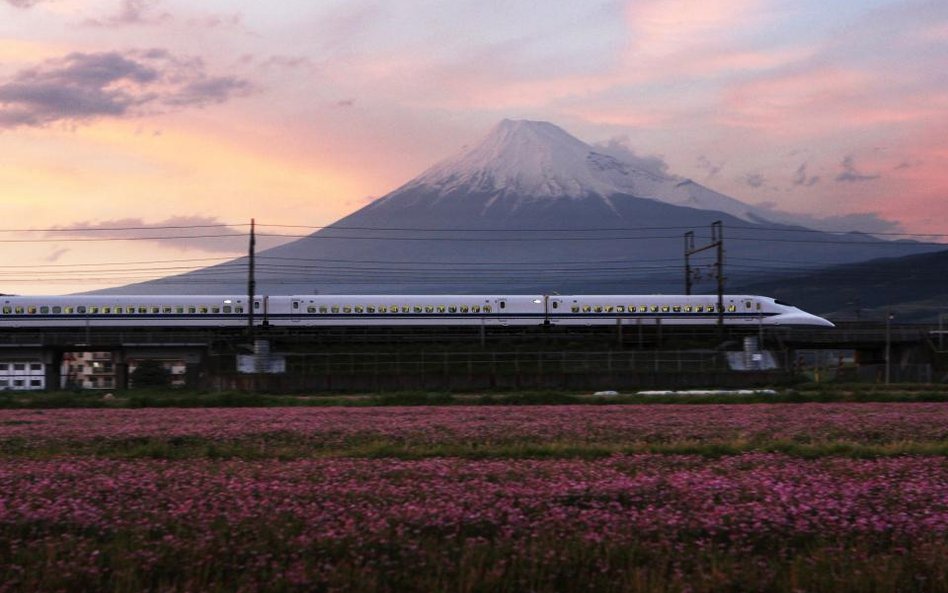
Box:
xmin=1 ymin=0 xmax=946 ymax=293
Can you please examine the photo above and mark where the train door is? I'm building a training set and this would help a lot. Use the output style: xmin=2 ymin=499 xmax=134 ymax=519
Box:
xmin=493 ymin=297 xmax=507 ymax=325
xmin=546 ymin=296 xmax=563 ymax=325
xmin=291 ymin=299 xmax=301 ymax=323
xmin=254 ymin=296 xmax=269 ymax=326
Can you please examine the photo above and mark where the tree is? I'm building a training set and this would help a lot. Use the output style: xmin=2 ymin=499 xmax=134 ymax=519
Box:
xmin=130 ymin=359 xmax=171 ymax=388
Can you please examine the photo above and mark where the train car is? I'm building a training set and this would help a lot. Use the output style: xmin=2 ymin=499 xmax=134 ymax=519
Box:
xmin=546 ymin=295 xmax=833 ymax=327
xmin=0 ymin=295 xmax=257 ymax=328
xmin=266 ymin=295 xmax=546 ymax=326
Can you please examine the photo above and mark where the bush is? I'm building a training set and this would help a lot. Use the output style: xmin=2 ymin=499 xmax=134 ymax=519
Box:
xmin=130 ymin=360 xmax=171 ymax=389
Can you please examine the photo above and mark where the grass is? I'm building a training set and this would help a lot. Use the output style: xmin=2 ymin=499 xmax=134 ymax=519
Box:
xmin=3 ymin=434 xmax=945 ymax=461
xmin=0 ymin=384 xmax=946 ymax=408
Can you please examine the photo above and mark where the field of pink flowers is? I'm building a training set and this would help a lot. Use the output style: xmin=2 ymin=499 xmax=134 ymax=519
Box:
xmin=0 ymin=404 xmax=946 ymax=592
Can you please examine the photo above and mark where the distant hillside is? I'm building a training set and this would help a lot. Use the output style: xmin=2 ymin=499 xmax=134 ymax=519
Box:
xmin=735 ymin=249 xmax=948 ymax=323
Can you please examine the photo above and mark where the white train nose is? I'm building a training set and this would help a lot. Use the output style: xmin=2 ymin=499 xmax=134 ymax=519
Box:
xmin=768 ymin=311 xmax=834 ymax=327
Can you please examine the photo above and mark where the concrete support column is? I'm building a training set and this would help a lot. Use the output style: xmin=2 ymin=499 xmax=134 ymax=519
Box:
xmin=113 ymin=350 xmax=129 ymax=390
xmin=42 ymin=348 xmax=63 ymax=391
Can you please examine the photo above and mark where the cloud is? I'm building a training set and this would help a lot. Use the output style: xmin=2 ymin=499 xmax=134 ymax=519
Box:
xmin=44 ymin=248 xmax=69 ymax=263
xmin=696 ymin=155 xmax=723 ymax=178
xmin=84 ymin=0 xmax=171 ymax=27
xmin=4 ymin=0 xmax=49 ymax=7
xmin=744 ymin=173 xmax=765 ymax=188
xmin=835 ymin=155 xmax=880 ymax=183
xmin=753 ymin=204 xmax=902 ymax=234
xmin=44 ymin=216 xmax=289 ymax=253
xmin=792 ymin=162 xmax=820 ymax=187
xmin=592 ymin=136 xmax=672 ymax=178
xmin=335 ymin=98 xmax=355 ymax=108
xmin=0 ymin=50 xmax=254 ymax=128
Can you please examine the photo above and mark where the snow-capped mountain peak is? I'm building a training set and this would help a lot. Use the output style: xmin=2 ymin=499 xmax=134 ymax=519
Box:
xmin=401 ymin=119 xmax=764 ymax=222
xmin=408 ymin=119 xmax=645 ymax=199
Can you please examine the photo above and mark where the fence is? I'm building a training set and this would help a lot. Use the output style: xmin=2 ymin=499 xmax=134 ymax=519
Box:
xmin=210 ymin=350 xmax=793 ymax=392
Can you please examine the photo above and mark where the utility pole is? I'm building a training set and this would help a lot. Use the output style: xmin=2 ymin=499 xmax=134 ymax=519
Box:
xmin=683 ymin=221 xmax=725 ymax=332
xmin=684 ymin=231 xmax=694 ymax=295
xmin=885 ymin=310 xmax=893 ymax=385
xmin=248 ymin=218 xmax=256 ymax=339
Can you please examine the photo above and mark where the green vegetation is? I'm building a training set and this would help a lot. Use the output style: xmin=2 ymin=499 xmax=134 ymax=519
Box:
xmin=0 ymin=384 xmax=945 ymax=408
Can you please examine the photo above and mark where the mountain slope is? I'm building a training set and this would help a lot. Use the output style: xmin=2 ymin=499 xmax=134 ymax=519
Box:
xmin=734 ymin=249 xmax=948 ymax=322
xmin=99 ymin=119 xmax=943 ymax=295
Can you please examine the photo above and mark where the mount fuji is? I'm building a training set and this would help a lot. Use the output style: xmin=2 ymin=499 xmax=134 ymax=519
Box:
xmin=104 ymin=119 xmax=940 ymax=295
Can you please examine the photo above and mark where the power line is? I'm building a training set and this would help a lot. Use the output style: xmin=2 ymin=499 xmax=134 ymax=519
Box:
xmin=0 ymin=221 xmax=943 ymax=238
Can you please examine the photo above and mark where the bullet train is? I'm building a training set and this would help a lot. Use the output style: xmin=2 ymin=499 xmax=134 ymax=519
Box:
xmin=0 ymin=294 xmax=833 ymax=328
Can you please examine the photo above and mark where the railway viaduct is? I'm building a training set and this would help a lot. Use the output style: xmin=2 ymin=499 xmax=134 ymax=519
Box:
xmin=0 ymin=322 xmax=943 ymax=392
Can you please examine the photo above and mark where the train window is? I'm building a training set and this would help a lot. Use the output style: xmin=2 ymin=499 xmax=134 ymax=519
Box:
xmin=660 ymin=305 xmax=669 ymax=312
xmin=413 ymin=306 xmax=422 ymax=313
xmin=89 ymin=307 xmax=99 ymax=314
xmin=185 ymin=307 xmax=195 ymax=314
xmin=552 ymin=302 xmax=559 ymax=309
xmin=327 ymin=306 xmax=337 ymax=313
xmin=728 ymin=305 xmax=736 ymax=312
xmin=745 ymin=302 xmax=752 ymax=309
xmin=77 ymin=306 xmax=87 ymax=314
xmin=471 ymin=305 xmax=480 ymax=313
xmin=684 ymin=305 xmax=692 ymax=312
xmin=756 ymin=302 xmax=762 ymax=310
xmin=307 ymin=306 xmax=316 ymax=313
xmin=292 ymin=301 xmax=300 ymax=310
xmin=173 ymin=307 xmax=182 ymax=314
xmin=390 ymin=307 xmax=399 ymax=314
xmin=353 ymin=306 xmax=363 ymax=313
xmin=594 ymin=306 xmax=603 ymax=313
xmin=1 ymin=306 xmax=10 ymax=314
xmin=342 ymin=306 xmax=351 ymax=314
xmin=694 ymin=305 xmax=703 ymax=312
xmin=605 ymin=306 xmax=614 ymax=313
xmin=376 ymin=306 xmax=385 ymax=313
xmin=14 ymin=306 xmax=24 ymax=314
xmin=437 ymin=306 xmax=446 ymax=313
xmin=211 ymin=307 xmax=220 ymax=314
xmin=163 ymin=307 xmax=172 ymax=314
xmin=63 ymin=307 xmax=73 ymax=314
xmin=499 ymin=301 xmax=506 ymax=309
xmin=235 ymin=306 xmax=244 ymax=314
xmin=638 ymin=306 xmax=647 ymax=312
xmin=26 ymin=306 xmax=36 ymax=314
xmin=199 ymin=307 xmax=208 ymax=314
xmin=582 ymin=305 xmax=591 ymax=313
xmin=137 ymin=307 xmax=146 ymax=314
xmin=366 ymin=306 xmax=376 ymax=313
xmin=571 ymin=306 xmax=579 ymax=313
xmin=672 ymin=306 xmax=681 ymax=313
xmin=448 ymin=306 xmax=457 ymax=313
xmin=483 ymin=305 xmax=492 ymax=313
xmin=254 ymin=301 xmax=261 ymax=310
xmin=40 ymin=306 xmax=50 ymax=314
xmin=649 ymin=305 xmax=658 ymax=313
xmin=223 ymin=306 xmax=232 ymax=314
xmin=151 ymin=307 xmax=160 ymax=314
xmin=460 ymin=306 xmax=469 ymax=313
xmin=616 ymin=306 xmax=625 ymax=313
xmin=425 ymin=306 xmax=434 ymax=313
